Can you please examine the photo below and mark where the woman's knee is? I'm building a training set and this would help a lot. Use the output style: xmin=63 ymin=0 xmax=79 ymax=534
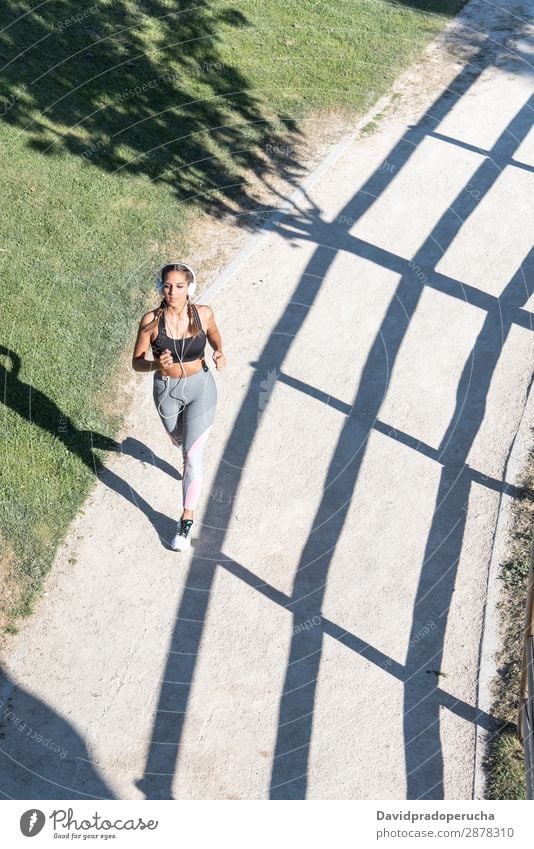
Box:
xmin=169 ymin=432 xmax=183 ymax=449
xmin=184 ymin=427 xmax=211 ymax=464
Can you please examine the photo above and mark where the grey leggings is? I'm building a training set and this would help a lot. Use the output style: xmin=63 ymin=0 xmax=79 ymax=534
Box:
xmin=153 ymin=367 xmax=217 ymax=511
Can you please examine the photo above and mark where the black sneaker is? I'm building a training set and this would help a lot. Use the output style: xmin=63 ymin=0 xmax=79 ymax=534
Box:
xmin=171 ymin=518 xmax=193 ymax=551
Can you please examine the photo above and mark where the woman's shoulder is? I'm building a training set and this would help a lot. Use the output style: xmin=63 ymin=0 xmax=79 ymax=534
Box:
xmin=194 ymin=303 xmax=213 ymax=322
xmin=193 ymin=304 xmax=213 ymax=333
xmin=139 ymin=308 xmax=161 ymax=332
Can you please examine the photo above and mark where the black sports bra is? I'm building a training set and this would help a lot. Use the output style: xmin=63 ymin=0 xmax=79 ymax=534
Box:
xmin=151 ymin=303 xmax=207 ymax=364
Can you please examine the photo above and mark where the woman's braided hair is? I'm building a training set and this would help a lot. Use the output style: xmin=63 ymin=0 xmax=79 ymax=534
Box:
xmin=142 ymin=262 xmax=200 ymax=337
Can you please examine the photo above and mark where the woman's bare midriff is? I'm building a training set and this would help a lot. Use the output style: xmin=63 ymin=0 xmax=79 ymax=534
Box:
xmin=155 ymin=357 xmax=205 ymax=379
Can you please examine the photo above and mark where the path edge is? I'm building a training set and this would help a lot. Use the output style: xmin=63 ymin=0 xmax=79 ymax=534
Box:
xmin=473 ymin=377 xmax=534 ymax=798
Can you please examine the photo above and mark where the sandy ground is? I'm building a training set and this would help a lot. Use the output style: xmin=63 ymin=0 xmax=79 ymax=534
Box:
xmin=1 ymin=0 xmax=533 ymax=800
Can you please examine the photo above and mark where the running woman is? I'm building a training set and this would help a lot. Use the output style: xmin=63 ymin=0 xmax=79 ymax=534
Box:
xmin=132 ymin=262 xmax=226 ymax=551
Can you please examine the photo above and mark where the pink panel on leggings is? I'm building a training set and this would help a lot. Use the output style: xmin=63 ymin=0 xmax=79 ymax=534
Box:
xmin=184 ymin=478 xmax=202 ymax=510
xmin=187 ymin=427 xmax=211 ymax=459
xmin=183 ymin=427 xmax=211 ymax=509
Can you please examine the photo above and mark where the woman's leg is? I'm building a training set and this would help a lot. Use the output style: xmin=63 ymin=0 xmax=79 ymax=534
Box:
xmin=152 ymin=373 xmax=185 ymax=448
xmin=153 ymin=369 xmax=217 ymax=550
xmin=180 ymin=369 xmax=218 ymax=518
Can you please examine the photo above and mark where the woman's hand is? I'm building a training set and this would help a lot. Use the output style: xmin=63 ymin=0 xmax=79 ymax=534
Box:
xmin=213 ymin=350 xmax=227 ymax=371
xmin=158 ymin=349 xmax=174 ymax=372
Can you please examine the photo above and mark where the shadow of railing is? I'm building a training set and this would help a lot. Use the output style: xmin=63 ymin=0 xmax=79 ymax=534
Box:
xmin=135 ymin=21 xmax=534 ymax=799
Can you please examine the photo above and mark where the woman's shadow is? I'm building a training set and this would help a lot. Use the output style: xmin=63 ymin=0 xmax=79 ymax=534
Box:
xmin=1 ymin=344 xmax=180 ymax=549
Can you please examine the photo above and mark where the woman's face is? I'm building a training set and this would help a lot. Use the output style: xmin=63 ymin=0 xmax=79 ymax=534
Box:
xmin=163 ymin=269 xmax=189 ymax=304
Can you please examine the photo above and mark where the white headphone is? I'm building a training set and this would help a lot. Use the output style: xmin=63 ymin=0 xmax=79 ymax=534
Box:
xmin=156 ymin=261 xmax=197 ymax=300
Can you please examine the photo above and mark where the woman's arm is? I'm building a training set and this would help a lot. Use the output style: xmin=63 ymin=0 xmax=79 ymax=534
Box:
xmin=132 ymin=312 xmax=163 ymax=373
xmin=202 ymin=305 xmax=227 ymax=371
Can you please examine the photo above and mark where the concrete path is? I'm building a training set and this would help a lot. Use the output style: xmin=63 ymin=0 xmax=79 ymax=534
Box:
xmin=1 ymin=0 xmax=533 ymax=800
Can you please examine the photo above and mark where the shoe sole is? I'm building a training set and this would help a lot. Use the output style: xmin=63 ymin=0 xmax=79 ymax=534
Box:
xmin=171 ymin=537 xmax=191 ymax=552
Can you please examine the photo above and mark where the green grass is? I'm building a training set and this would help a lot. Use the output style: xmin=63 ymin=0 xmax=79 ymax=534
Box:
xmin=0 ymin=0 xmax=466 ymax=635
xmin=485 ymin=446 xmax=534 ymax=799
xmin=485 ymin=726 xmax=527 ymax=800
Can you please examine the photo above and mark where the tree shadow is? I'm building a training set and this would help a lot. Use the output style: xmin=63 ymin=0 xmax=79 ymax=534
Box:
xmin=0 ymin=0 xmax=303 ymax=221
xmin=385 ymin=0 xmax=466 ymax=13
